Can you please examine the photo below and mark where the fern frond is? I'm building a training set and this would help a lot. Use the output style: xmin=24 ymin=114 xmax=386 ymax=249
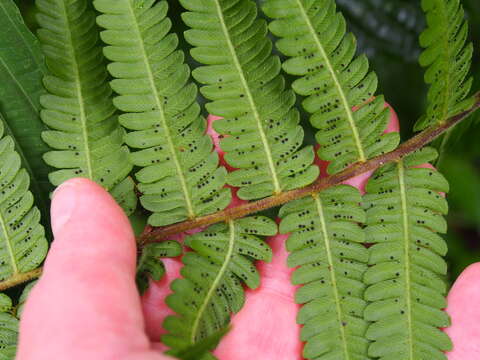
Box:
xmin=179 ymin=0 xmax=319 ymax=200
xmin=279 ymin=185 xmax=369 ymax=360
xmin=416 ymin=0 xmax=474 ymax=131
xmin=0 ymin=0 xmax=52 ymax=214
xmin=0 ymin=118 xmax=47 ymax=284
xmin=363 ymin=147 xmax=452 ymax=359
xmin=0 ymin=294 xmax=18 ymax=359
xmin=262 ymin=0 xmax=400 ymax=174
xmin=162 ymin=216 xmax=277 ymax=354
xmin=35 ymin=0 xmax=135 ymax=213
xmin=136 ymin=240 xmax=182 ymax=294
xmin=93 ymin=0 xmax=231 ymax=226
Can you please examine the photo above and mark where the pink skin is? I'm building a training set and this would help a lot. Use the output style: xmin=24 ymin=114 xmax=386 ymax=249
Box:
xmin=17 ymin=106 xmax=480 ymax=359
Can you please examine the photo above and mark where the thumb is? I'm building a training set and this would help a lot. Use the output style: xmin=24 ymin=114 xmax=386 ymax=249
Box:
xmin=17 ymin=178 xmax=160 ymax=360
xmin=445 ymin=263 xmax=480 ymax=359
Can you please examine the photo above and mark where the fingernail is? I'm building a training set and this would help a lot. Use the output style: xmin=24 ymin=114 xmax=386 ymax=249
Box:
xmin=51 ymin=180 xmax=80 ymax=235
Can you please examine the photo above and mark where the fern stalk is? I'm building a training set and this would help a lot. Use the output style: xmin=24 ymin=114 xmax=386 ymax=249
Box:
xmin=141 ymin=91 xmax=480 ymax=244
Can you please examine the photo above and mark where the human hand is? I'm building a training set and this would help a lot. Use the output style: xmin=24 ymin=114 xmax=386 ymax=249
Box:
xmin=16 ymin=179 xmax=172 ymax=360
xmin=17 ymin=106 xmax=480 ymax=359
xmin=15 ymin=178 xmax=480 ymax=360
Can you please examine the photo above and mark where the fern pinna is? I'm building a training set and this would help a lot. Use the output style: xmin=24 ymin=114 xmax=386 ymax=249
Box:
xmin=0 ymin=115 xmax=47 ymax=285
xmin=279 ymin=185 xmax=369 ymax=359
xmin=363 ymin=148 xmax=451 ymax=360
xmin=94 ymin=0 xmax=232 ymax=226
xmin=262 ymin=0 xmax=400 ymax=174
xmin=417 ymin=0 xmax=474 ymax=131
xmin=180 ymin=0 xmax=320 ymax=200
xmin=35 ymin=0 xmax=137 ymax=214
xmin=0 ymin=0 xmax=51 ymax=214
xmin=162 ymin=217 xmax=276 ymax=357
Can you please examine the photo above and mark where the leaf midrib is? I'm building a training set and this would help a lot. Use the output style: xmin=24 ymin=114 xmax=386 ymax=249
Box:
xmin=190 ymin=220 xmax=235 ymax=343
xmin=398 ymin=162 xmax=414 ymax=359
xmin=295 ymin=0 xmax=366 ymax=162
xmin=127 ymin=1 xmax=195 ymax=218
xmin=213 ymin=0 xmax=282 ymax=194
xmin=59 ymin=1 xmax=94 ymax=180
xmin=313 ymin=194 xmax=350 ymax=360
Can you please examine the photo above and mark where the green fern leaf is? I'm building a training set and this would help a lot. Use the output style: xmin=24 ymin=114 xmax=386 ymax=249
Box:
xmin=0 ymin=0 xmax=52 ymax=216
xmin=0 ymin=118 xmax=47 ymax=283
xmin=162 ymin=216 xmax=277 ymax=354
xmin=136 ymin=240 xmax=182 ymax=294
xmin=363 ymin=147 xmax=452 ymax=359
xmin=35 ymin=0 xmax=136 ymax=214
xmin=0 ymin=294 xmax=18 ymax=360
xmin=279 ymin=185 xmax=370 ymax=360
xmin=416 ymin=0 xmax=475 ymax=131
xmin=180 ymin=0 xmax=319 ymax=200
xmin=262 ymin=0 xmax=400 ymax=174
xmin=93 ymin=0 xmax=231 ymax=226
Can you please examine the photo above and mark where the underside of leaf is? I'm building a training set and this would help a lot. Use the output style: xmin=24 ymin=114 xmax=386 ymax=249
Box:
xmin=180 ymin=0 xmax=319 ymax=200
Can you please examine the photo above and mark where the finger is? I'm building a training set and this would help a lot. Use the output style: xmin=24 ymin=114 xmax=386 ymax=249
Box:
xmin=17 ymin=179 xmax=154 ymax=360
xmin=445 ymin=263 xmax=480 ymax=359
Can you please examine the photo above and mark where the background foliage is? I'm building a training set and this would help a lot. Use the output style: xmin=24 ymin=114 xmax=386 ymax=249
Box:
xmin=15 ymin=0 xmax=478 ymax=283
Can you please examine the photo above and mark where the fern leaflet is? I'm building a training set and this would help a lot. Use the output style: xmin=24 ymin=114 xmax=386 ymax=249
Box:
xmin=363 ymin=148 xmax=452 ymax=359
xmin=180 ymin=0 xmax=319 ymax=200
xmin=279 ymin=185 xmax=369 ymax=360
xmin=35 ymin=0 xmax=136 ymax=214
xmin=0 ymin=0 xmax=52 ymax=216
xmin=162 ymin=216 xmax=276 ymax=356
xmin=0 ymin=117 xmax=47 ymax=284
xmin=94 ymin=0 xmax=231 ymax=226
xmin=417 ymin=0 xmax=474 ymax=131
xmin=262 ymin=0 xmax=400 ymax=174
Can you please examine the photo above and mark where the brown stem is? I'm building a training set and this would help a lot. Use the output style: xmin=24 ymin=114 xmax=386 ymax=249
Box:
xmin=140 ymin=92 xmax=480 ymax=245
xmin=0 ymin=268 xmax=43 ymax=291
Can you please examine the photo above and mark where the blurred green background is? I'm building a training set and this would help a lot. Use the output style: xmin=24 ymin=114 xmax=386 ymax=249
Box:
xmin=15 ymin=0 xmax=480 ymax=282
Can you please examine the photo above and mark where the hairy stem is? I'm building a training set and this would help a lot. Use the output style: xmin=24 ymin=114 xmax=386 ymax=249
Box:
xmin=138 ymin=91 xmax=479 ymax=245
xmin=0 ymin=267 xmax=42 ymax=291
